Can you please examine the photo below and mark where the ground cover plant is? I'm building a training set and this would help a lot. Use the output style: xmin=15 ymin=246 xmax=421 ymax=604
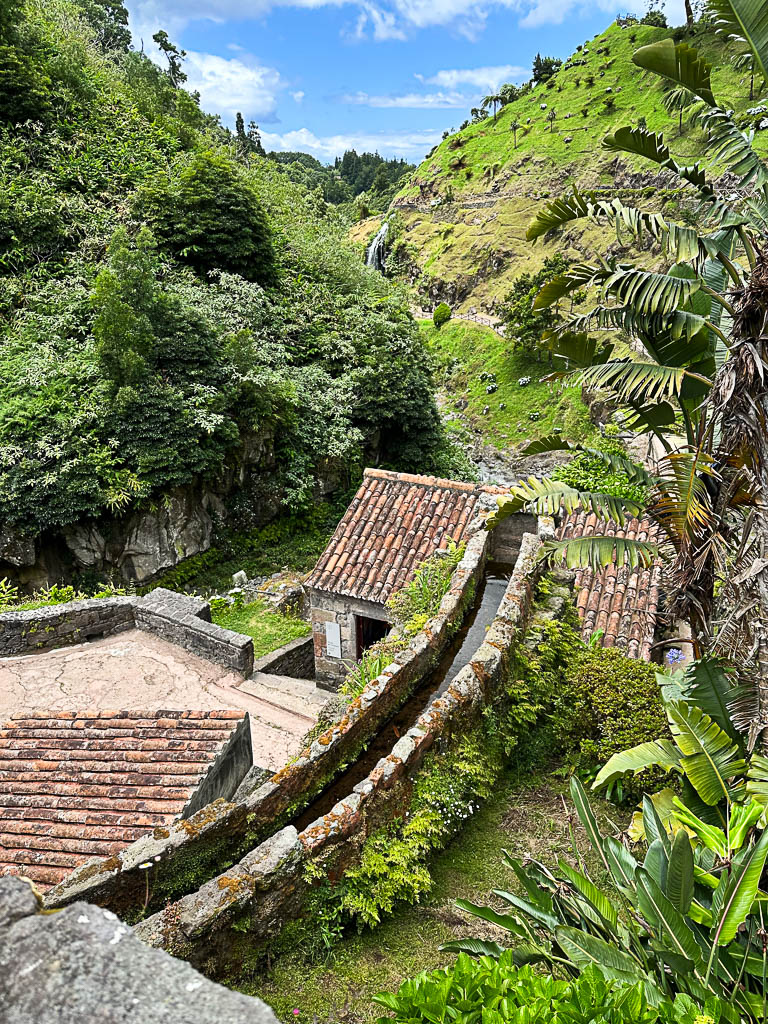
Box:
xmin=209 ymin=597 xmax=310 ymax=659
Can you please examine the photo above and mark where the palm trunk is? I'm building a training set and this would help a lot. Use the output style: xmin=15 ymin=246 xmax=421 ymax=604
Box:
xmin=708 ymin=249 xmax=768 ymax=738
xmin=684 ymin=0 xmax=694 ymax=27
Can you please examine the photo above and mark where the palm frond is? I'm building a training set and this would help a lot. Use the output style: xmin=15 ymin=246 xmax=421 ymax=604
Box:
xmin=519 ymin=435 xmax=654 ymax=486
xmin=699 ymin=107 xmax=768 ymax=188
xmin=602 ymin=266 xmax=700 ymax=316
xmin=604 ymin=126 xmax=713 ymax=196
xmin=577 ymin=360 xmax=711 ymax=405
xmin=708 ymin=0 xmax=768 ymax=88
xmin=489 ymin=477 xmax=643 ymax=527
xmin=541 ymin=536 xmax=658 ymax=572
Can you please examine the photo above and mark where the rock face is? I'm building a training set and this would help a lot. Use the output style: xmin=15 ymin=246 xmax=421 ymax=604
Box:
xmin=0 ymin=877 xmax=279 ymax=1024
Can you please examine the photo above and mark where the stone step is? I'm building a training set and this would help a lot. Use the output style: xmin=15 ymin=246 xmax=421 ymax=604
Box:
xmin=239 ymin=672 xmax=327 ymax=722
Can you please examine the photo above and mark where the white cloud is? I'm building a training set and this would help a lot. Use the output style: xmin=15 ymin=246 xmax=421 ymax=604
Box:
xmin=260 ymin=126 xmax=441 ymax=160
xmin=184 ymin=50 xmax=284 ymax=122
xmin=341 ymin=89 xmax=468 ymax=108
xmin=291 ymin=90 xmax=305 ymax=102
xmin=418 ymin=64 xmax=529 ymax=92
xmin=126 ymin=0 xmax=679 ymax=48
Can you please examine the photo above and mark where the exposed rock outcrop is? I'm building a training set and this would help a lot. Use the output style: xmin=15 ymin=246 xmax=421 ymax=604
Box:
xmin=0 ymin=876 xmax=278 ymax=1024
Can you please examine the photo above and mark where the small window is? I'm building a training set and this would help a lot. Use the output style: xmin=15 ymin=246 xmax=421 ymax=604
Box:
xmin=355 ymin=615 xmax=389 ymax=660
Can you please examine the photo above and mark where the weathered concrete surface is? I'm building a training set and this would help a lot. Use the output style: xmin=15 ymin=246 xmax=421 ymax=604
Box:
xmin=0 ymin=876 xmax=279 ymax=1024
xmin=0 ymin=630 xmax=314 ymax=772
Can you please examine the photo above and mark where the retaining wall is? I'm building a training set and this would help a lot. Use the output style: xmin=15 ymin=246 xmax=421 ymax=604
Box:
xmin=44 ymin=525 xmax=492 ymax=917
xmin=0 ymin=588 xmax=253 ymax=674
xmin=132 ymin=530 xmax=544 ymax=973
xmin=251 ymin=635 xmax=314 ymax=680
xmin=0 ymin=597 xmax=135 ymax=657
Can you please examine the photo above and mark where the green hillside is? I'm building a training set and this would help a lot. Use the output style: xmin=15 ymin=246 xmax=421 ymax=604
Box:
xmin=381 ymin=18 xmax=768 ymax=316
xmin=0 ymin=0 xmax=457 ymax=584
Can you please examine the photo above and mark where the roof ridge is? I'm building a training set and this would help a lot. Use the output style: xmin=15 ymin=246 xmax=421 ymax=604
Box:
xmin=363 ymin=467 xmax=489 ymax=495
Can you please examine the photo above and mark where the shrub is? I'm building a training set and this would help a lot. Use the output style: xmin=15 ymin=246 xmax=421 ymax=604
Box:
xmin=553 ymin=435 xmax=648 ymax=504
xmin=374 ymin=959 xmax=717 ymax=1024
xmin=134 ymin=149 xmax=275 ymax=283
xmin=432 ymin=302 xmax=452 ymax=328
xmin=554 ymin=646 xmax=668 ymax=798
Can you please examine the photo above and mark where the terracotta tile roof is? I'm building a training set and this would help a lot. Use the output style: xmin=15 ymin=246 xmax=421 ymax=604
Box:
xmin=306 ymin=468 xmax=499 ymax=604
xmin=559 ymin=511 xmax=662 ymax=660
xmin=0 ymin=709 xmax=246 ymax=890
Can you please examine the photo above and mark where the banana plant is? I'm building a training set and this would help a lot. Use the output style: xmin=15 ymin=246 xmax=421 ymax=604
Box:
xmin=446 ymin=776 xmax=768 ymax=1022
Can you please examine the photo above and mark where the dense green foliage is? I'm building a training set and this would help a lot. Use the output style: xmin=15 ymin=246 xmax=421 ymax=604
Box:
xmin=0 ymin=0 xmax=449 ymax=548
xmin=268 ymin=149 xmax=414 ymax=210
xmin=497 ymin=254 xmax=570 ymax=354
xmin=375 ymin=960 xmax=718 ymax=1024
xmin=553 ymin=434 xmax=650 ymax=505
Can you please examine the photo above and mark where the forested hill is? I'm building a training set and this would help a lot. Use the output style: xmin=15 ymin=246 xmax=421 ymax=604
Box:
xmin=360 ymin=16 xmax=768 ymax=314
xmin=0 ymin=0 xmax=454 ymax=585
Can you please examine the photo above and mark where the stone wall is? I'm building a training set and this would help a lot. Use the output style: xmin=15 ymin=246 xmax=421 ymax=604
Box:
xmin=251 ymin=635 xmax=314 ymax=680
xmin=132 ymin=529 xmax=545 ymax=972
xmin=0 ymin=597 xmax=135 ymax=657
xmin=183 ymin=715 xmax=254 ymax=818
xmin=0 ymin=877 xmax=278 ymax=1024
xmin=135 ymin=588 xmax=253 ymax=675
xmin=309 ymin=590 xmax=394 ymax=686
xmin=44 ymin=527 xmax=492 ymax=918
xmin=0 ymin=589 xmax=253 ymax=674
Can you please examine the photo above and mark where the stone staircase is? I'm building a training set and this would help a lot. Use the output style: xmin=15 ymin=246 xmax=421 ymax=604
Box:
xmin=227 ymin=672 xmax=329 ymax=772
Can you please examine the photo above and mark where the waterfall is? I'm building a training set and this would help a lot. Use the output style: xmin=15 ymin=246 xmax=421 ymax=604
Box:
xmin=365 ymin=221 xmax=389 ymax=273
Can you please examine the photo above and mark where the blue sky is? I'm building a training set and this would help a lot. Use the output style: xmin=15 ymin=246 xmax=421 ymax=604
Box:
xmin=126 ymin=0 xmax=687 ymax=163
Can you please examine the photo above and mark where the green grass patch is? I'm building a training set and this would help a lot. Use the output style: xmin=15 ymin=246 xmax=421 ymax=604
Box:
xmin=422 ymin=319 xmax=596 ymax=449
xmin=248 ymin=769 xmax=623 ymax=1023
xmin=210 ymin=600 xmax=310 ymax=659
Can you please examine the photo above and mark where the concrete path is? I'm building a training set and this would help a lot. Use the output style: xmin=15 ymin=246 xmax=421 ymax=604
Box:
xmin=0 ymin=630 xmax=321 ymax=773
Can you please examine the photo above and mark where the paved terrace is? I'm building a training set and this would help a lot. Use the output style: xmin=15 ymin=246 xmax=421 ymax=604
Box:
xmin=0 ymin=629 xmax=318 ymax=772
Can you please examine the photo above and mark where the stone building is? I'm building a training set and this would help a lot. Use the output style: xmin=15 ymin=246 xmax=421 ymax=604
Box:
xmin=306 ymin=468 xmax=527 ymax=685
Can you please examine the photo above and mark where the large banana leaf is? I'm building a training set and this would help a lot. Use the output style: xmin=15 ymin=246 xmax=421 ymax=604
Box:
xmin=558 ymin=859 xmax=618 ymax=927
xmin=709 ymin=0 xmax=768 ymax=87
xmin=635 ymin=868 xmax=703 ymax=967
xmin=699 ymin=107 xmax=768 ymax=188
xmin=540 ymin=536 xmax=658 ymax=572
xmin=576 ymin=360 xmax=710 ymax=405
xmin=711 ymin=828 xmax=768 ymax=944
xmin=632 ymin=39 xmax=716 ymax=106
xmin=666 ymin=701 xmax=746 ymax=805
xmin=554 ymin=926 xmax=647 ymax=979
xmin=745 ymin=753 xmax=768 ymax=807
xmin=603 ymin=266 xmax=700 ymax=316
xmin=593 ymin=739 xmax=682 ymax=791
xmin=675 ymin=657 xmax=741 ymax=743
xmin=666 ymin=830 xmax=695 ymax=915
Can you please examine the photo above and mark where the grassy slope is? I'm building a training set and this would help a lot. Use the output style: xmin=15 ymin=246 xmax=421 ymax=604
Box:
xmin=422 ymin=319 xmax=596 ymax=448
xmin=388 ymin=20 xmax=767 ymax=314
xmin=211 ymin=600 xmax=310 ymax=659
xmin=249 ymin=769 xmax=624 ymax=1023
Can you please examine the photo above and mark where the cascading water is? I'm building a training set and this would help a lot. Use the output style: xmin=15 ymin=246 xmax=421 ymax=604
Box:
xmin=365 ymin=220 xmax=389 ymax=273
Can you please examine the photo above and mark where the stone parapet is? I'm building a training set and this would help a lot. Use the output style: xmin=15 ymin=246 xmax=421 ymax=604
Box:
xmin=133 ymin=530 xmax=544 ymax=972
xmin=0 ymin=597 xmax=135 ymax=657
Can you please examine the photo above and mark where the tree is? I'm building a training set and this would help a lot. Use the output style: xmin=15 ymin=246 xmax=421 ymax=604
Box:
xmin=662 ymin=85 xmax=696 ymax=134
xmin=482 ymin=93 xmax=502 ymax=120
xmin=0 ymin=0 xmax=52 ymax=123
xmin=510 ymin=118 xmax=521 ymax=148
xmin=235 ymin=113 xmax=265 ymax=162
xmin=76 ymin=0 xmax=131 ymax=51
xmin=152 ymin=29 xmax=186 ymax=87
xmin=91 ymin=228 xmax=160 ymax=389
xmin=493 ymin=3 xmax=768 ymax=715
xmin=497 ymin=254 xmax=569 ymax=356
xmin=134 ymin=149 xmax=275 ymax=284
xmin=470 ymin=107 xmax=488 ymax=123
xmin=546 ymin=108 xmax=557 ymax=132
xmin=532 ymin=53 xmax=562 ymax=84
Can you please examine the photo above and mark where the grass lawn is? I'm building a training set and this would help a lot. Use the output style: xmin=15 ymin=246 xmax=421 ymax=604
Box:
xmin=246 ymin=767 xmax=625 ymax=1023
xmin=211 ymin=600 xmax=310 ymax=659
xmin=422 ymin=319 xmax=597 ymax=450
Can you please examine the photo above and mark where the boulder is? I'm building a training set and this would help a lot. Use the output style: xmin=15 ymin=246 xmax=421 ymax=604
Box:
xmin=0 ymin=877 xmax=278 ymax=1024
xmin=0 ymin=530 xmax=36 ymax=569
